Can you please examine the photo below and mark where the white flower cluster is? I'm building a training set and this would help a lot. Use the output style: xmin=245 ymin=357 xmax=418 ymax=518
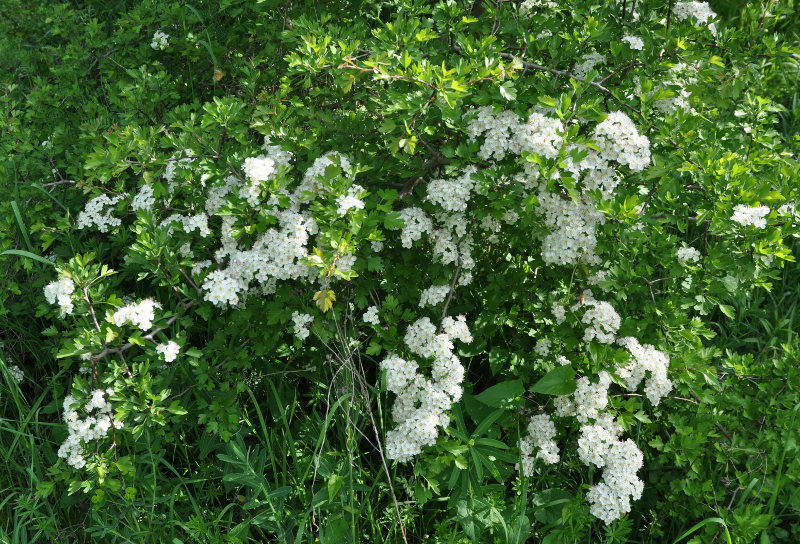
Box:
xmin=362 ymin=306 xmax=380 ymax=326
xmin=655 ymin=65 xmax=694 ymax=114
xmin=552 ymin=301 xmax=567 ymax=324
xmin=336 ymin=184 xmax=366 ymax=215
xmin=161 ymin=213 xmax=212 ymax=237
xmin=44 ymin=278 xmax=76 ymax=315
xmin=466 ymin=106 xmax=523 ymax=161
xmin=778 ymin=203 xmax=797 ymax=217
xmin=426 ymin=167 xmax=477 ymax=213
xmin=156 ymin=340 xmax=180 ymax=362
xmin=588 ymin=269 xmax=610 ymax=288
xmin=584 ymin=434 xmax=644 ymax=524
xmin=580 ymin=297 xmax=621 ymax=344
xmin=58 ymin=389 xmax=121 ymax=469
xmin=466 ymin=108 xmax=565 ymax=162
xmin=519 ymin=413 xmax=560 ymax=476
xmin=8 ymin=365 xmax=23 ymax=384
xmin=501 ymin=111 xmax=648 ymax=265
xmin=112 ymin=299 xmax=161 ymax=331
xmin=200 ymin=149 xmax=353 ymax=307
xmin=731 ymin=204 xmax=770 ymax=229
xmin=572 ymin=371 xmax=612 ymax=421
xmin=132 ymin=184 xmax=156 ymax=211
xmin=381 ymin=315 xmax=472 ymax=461
xmin=594 ymin=112 xmax=651 ymax=172
xmin=297 ymin=152 xmax=353 ymax=200
xmin=239 ymin=150 xmax=293 ymax=207
xmin=677 ymin=245 xmax=701 ymax=265
xmin=396 ymin=208 xmax=476 ymax=284
xmin=206 ymin=176 xmax=240 ymax=214
xmin=552 ymin=376 xmax=645 ymax=524
xmin=617 ymin=337 xmax=672 ymax=406
xmin=398 ymin=207 xmax=434 ymax=248
xmin=534 ymin=338 xmax=551 ymax=357
xmin=517 ymin=113 xmax=565 ymax=159
xmin=621 ymin=35 xmax=644 ymax=50
xmin=573 ymin=52 xmax=606 ymax=79
xmin=520 ymin=0 xmax=556 ymax=14
xmin=202 ymin=210 xmax=318 ymax=305
xmin=419 ymin=285 xmax=450 ymax=307
xmin=243 ymin=155 xmax=277 ymax=183
xmin=537 ymin=191 xmax=607 ymax=265
xmin=577 ymin=417 xmax=623 ymax=467
xmin=673 ymin=2 xmax=718 ymax=34
xmin=150 ymin=30 xmax=169 ymax=50
xmin=292 ymin=311 xmax=314 ymax=341
xmin=163 ymin=152 xmax=195 ymax=189
xmin=77 ymin=194 xmax=127 ymax=232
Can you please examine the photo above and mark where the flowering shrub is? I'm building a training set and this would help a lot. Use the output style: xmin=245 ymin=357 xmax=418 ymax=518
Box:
xmin=1 ymin=0 xmax=799 ymax=541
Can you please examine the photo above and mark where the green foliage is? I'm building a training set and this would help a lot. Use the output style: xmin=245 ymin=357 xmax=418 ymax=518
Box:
xmin=0 ymin=0 xmax=799 ymax=542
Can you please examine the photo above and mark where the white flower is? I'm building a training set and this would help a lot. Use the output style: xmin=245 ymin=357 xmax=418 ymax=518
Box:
xmin=132 ymin=185 xmax=156 ymax=211
xmin=465 ymin=106 xmax=523 ymax=161
xmin=419 ymin=285 xmax=450 ymax=307
xmin=292 ymin=311 xmax=314 ymax=341
xmin=617 ymin=337 xmax=672 ymax=406
xmin=336 ymin=184 xmax=366 ymax=215
xmin=76 ymin=194 xmax=127 ymax=233
xmin=44 ymin=278 xmax=76 ymax=315
xmin=594 ymin=111 xmax=651 ymax=172
xmin=383 ymin=316 xmax=472 ymax=461
xmin=156 ymin=341 xmax=180 ymax=362
xmin=363 ymin=306 xmax=380 ymax=326
xmin=581 ymin=298 xmax=621 ymax=344
xmin=673 ymin=2 xmax=718 ymax=34
xmin=150 ymin=30 xmax=169 ymax=50
xmin=58 ymin=389 xmax=121 ymax=470
xmin=731 ymin=204 xmax=770 ymax=228
xmin=537 ymin=191 xmax=606 ymax=266
xmin=621 ymin=35 xmax=644 ymax=50
xmin=519 ymin=414 xmax=560 ymax=476
xmin=517 ymin=113 xmax=564 ymax=159
xmin=426 ymin=168 xmax=477 ymax=212
xmin=574 ymin=52 xmax=606 ymax=79
xmin=112 ymin=299 xmax=161 ymax=331
xmin=552 ymin=301 xmax=567 ymax=324
xmin=677 ymin=245 xmax=701 ymax=265
xmin=534 ymin=338 xmax=551 ymax=356
xmin=8 ymin=365 xmax=23 ymax=384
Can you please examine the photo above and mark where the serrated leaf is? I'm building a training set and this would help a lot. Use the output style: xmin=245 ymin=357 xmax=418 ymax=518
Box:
xmin=314 ymin=290 xmax=336 ymax=313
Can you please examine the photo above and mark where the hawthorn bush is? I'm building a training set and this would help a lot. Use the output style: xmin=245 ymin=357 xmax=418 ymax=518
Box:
xmin=1 ymin=0 xmax=799 ymax=542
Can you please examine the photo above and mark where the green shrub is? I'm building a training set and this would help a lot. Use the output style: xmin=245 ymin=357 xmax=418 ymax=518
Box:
xmin=1 ymin=0 xmax=798 ymax=542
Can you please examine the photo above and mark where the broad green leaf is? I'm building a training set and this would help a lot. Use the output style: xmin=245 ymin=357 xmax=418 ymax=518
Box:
xmin=474 ymin=380 xmax=524 ymax=407
xmin=531 ymin=366 xmax=576 ymax=396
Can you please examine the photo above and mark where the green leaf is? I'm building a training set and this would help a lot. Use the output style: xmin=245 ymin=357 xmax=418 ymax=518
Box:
xmin=10 ymin=201 xmax=33 ymax=251
xmin=499 ymin=81 xmax=517 ymax=101
xmin=314 ymin=289 xmax=336 ymax=312
xmin=474 ymin=380 xmax=524 ymax=407
xmin=383 ymin=211 xmax=404 ymax=230
xmin=531 ymin=366 xmax=576 ymax=396
xmin=327 ymin=473 xmax=343 ymax=501
xmin=718 ymin=304 xmax=735 ymax=319
xmin=0 ymin=249 xmax=54 ymax=266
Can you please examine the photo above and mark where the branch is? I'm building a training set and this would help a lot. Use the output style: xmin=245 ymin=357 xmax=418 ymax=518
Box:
xmin=91 ymin=301 xmax=194 ymax=361
xmin=493 ymin=50 xmax=643 ymax=116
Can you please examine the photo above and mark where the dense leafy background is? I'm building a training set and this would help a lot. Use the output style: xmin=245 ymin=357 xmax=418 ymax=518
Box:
xmin=0 ymin=0 xmax=798 ymax=543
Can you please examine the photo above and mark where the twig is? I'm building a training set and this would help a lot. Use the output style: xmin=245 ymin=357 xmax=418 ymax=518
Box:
xmin=438 ymin=256 xmax=463 ymax=332
xmin=92 ymin=301 xmax=193 ymax=361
